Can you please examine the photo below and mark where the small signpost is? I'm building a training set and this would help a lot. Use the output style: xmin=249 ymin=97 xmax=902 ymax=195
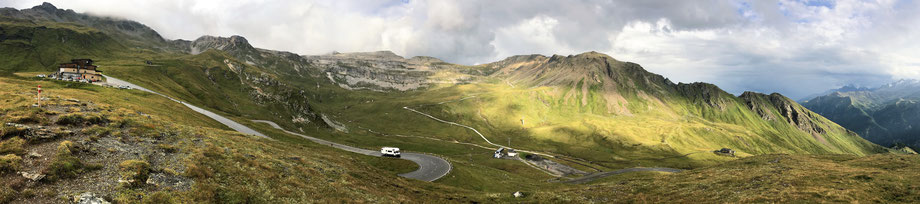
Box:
xmin=37 ymin=85 xmax=42 ymax=108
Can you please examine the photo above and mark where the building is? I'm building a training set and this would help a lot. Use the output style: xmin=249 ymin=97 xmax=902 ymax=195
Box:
xmin=57 ymin=59 xmax=102 ymax=81
xmin=714 ymin=148 xmax=735 ymax=156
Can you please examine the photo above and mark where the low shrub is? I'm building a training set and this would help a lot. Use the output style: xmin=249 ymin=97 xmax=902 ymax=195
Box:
xmin=0 ymin=137 xmax=25 ymax=155
xmin=119 ymin=160 xmax=151 ymax=188
xmin=0 ymin=126 xmax=29 ymax=138
xmin=55 ymin=114 xmax=84 ymax=126
xmin=84 ymin=125 xmax=112 ymax=140
xmin=0 ymin=185 xmax=15 ymax=203
xmin=157 ymin=144 xmax=178 ymax=153
xmin=0 ymin=154 xmax=22 ymax=172
xmin=43 ymin=141 xmax=85 ymax=181
xmin=55 ymin=114 xmax=110 ymax=126
xmin=9 ymin=108 xmax=50 ymax=124
xmin=142 ymin=191 xmax=176 ymax=204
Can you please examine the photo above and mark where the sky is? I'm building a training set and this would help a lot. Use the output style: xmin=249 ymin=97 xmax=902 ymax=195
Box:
xmin=3 ymin=0 xmax=920 ymax=99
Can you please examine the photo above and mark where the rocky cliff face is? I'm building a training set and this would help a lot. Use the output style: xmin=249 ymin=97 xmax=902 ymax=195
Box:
xmin=220 ymin=59 xmax=322 ymax=126
xmin=182 ymin=35 xmax=318 ymax=80
xmin=190 ymin=35 xmax=256 ymax=55
xmin=741 ymin=92 xmax=826 ymax=135
xmin=305 ymin=51 xmax=475 ymax=91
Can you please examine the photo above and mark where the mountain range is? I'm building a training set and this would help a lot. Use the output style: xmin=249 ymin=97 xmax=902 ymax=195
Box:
xmin=0 ymin=2 xmax=913 ymax=203
xmin=802 ymin=79 xmax=920 ymax=149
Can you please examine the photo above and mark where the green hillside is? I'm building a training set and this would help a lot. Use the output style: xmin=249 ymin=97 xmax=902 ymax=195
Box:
xmin=1 ymin=3 xmax=917 ymax=203
xmin=0 ymin=4 xmax=888 ymax=168
xmin=323 ymin=52 xmax=884 ymax=170
xmin=0 ymin=17 xmax=122 ymax=73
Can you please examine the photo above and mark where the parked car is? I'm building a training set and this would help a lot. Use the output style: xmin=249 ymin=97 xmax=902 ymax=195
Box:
xmin=381 ymin=147 xmax=400 ymax=157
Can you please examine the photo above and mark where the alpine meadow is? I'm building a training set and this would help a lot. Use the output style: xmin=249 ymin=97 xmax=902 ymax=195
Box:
xmin=1 ymin=1 xmax=920 ymax=203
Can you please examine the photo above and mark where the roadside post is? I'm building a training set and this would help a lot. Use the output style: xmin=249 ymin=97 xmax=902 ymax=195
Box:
xmin=37 ymin=85 xmax=42 ymax=108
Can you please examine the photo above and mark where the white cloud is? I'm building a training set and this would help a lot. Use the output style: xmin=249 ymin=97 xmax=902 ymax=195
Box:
xmin=493 ymin=15 xmax=578 ymax=60
xmin=2 ymin=0 xmax=920 ymax=99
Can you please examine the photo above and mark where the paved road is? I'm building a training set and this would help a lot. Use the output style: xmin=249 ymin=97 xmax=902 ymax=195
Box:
xmin=102 ymin=75 xmax=267 ymax=138
xmin=252 ymin=120 xmax=451 ymax=182
xmin=104 ymin=74 xmax=450 ymax=181
xmin=562 ymin=167 xmax=683 ymax=184
xmin=403 ymin=106 xmax=553 ymax=158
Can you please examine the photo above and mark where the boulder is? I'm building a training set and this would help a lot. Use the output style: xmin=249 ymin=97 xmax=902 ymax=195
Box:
xmin=74 ymin=192 xmax=110 ymax=204
xmin=18 ymin=171 xmax=45 ymax=181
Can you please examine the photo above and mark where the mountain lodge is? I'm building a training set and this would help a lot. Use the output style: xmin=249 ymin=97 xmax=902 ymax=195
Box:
xmin=57 ymin=59 xmax=102 ymax=81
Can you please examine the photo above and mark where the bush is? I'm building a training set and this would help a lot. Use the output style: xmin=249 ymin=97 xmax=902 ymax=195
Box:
xmin=10 ymin=115 xmax=45 ymax=125
xmin=44 ymin=141 xmax=85 ymax=181
xmin=0 ymin=126 xmax=29 ymax=138
xmin=184 ymin=163 xmax=213 ymax=179
xmin=9 ymin=108 xmax=50 ymax=124
xmin=142 ymin=191 xmax=176 ymax=204
xmin=0 ymin=154 xmax=22 ymax=172
xmin=157 ymin=144 xmax=178 ymax=153
xmin=119 ymin=160 xmax=151 ymax=188
xmin=55 ymin=114 xmax=109 ymax=126
xmin=0 ymin=185 xmax=16 ymax=203
xmin=84 ymin=125 xmax=112 ymax=141
xmin=57 ymin=140 xmax=75 ymax=155
xmin=85 ymin=115 xmax=110 ymax=126
xmin=55 ymin=114 xmax=85 ymax=126
xmin=0 ymin=137 xmax=25 ymax=155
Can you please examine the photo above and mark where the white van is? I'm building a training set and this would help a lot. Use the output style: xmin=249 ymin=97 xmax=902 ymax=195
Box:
xmin=381 ymin=147 xmax=400 ymax=157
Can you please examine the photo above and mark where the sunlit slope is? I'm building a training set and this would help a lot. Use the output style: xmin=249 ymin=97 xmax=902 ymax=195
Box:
xmin=411 ymin=52 xmax=886 ymax=167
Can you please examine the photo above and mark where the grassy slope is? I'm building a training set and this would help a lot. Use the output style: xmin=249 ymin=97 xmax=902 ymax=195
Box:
xmin=320 ymin=77 xmax=885 ymax=171
xmin=538 ymin=154 xmax=920 ymax=203
xmin=2 ymin=76 xmax=918 ymax=203
xmin=0 ymin=17 xmax=122 ymax=73
xmin=0 ymin=76 xmax=481 ymax=203
xmin=0 ymin=17 xmax=567 ymax=193
xmin=1 ymin=11 xmax=911 ymax=202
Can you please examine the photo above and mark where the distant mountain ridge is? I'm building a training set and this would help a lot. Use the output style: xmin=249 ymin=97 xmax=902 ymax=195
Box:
xmin=798 ymin=84 xmax=872 ymax=102
xmin=802 ymin=79 xmax=920 ymax=148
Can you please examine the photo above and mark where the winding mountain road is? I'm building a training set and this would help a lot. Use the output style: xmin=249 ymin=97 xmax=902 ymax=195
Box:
xmin=103 ymin=75 xmax=451 ymax=182
xmin=404 ymin=97 xmax=685 ymax=182
xmin=102 ymin=75 xmax=267 ymax=138
xmin=252 ymin=120 xmax=451 ymax=182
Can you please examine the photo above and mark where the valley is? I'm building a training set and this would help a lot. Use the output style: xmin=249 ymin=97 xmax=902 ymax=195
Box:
xmin=0 ymin=2 xmax=919 ymax=203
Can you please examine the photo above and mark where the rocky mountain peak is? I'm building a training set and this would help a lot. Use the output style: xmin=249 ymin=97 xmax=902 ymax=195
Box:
xmin=838 ymin=84 xmax=871 ymax=92
xmin=32 ymin=2 xmax=58 ymax=12
xmin=190 ymin=35 xmax=257 ymax=55
xmin=229 ymin=35 xmax=249 ymax=44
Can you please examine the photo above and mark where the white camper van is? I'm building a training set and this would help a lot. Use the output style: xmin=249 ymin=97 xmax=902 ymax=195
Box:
xmin=381 ymin=147 xmax=401 ymax=157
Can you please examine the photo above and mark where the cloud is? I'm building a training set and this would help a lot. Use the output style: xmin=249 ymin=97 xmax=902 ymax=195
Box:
xmin=2 ymin=0 xmax=920 ymax=99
